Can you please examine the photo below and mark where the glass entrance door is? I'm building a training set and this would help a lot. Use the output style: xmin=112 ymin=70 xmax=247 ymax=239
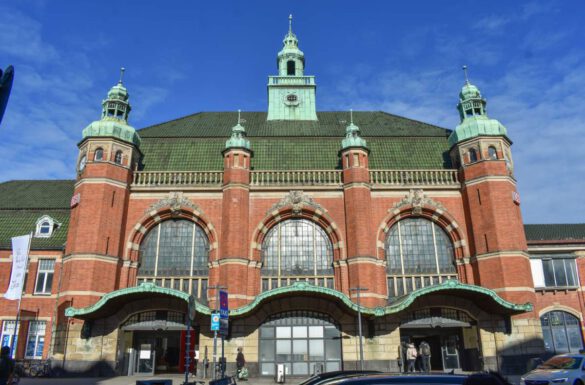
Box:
xmin=441 ymin=335 xmax=460 ymax=370
xmin=136 ymin=342 xmax=155 ymax=375
xmin=259 ymin=311 xmax=342 ymax=376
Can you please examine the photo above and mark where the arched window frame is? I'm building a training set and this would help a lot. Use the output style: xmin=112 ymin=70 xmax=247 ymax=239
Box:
xmin=261 ymin=219 xmax=334 ymax=291
xmin=35 ymin=215 xmax=60 ymax=238
xmin=488 ymin=146 xmax=498 ymax=160
xmin=114 ymin=150 xmax=123 ymax=165
xmin=385 ymin=218 xmax=457 ymax=299
xmin=137 ymin=219 xmax=210 ymax=300
xmin=540 ymin=310 xmax=583 ymax=354
xmin=468 ymin=148 xmax=478 ymax=163
xmin=94 ymin=147 xmax=104 ymax=161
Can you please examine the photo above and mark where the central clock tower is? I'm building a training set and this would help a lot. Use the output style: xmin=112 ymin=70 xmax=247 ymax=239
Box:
xmin=267 ymin=15 xmax=318 ymax=121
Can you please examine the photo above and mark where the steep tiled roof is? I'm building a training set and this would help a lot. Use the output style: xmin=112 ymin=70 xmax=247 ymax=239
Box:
xmin=138 ymin=111 xmax=453 ymax=171
xmin=0 ymin=180 xmax=74 ymax=250
xmin=524 ymin=224 xmax=585 ymax=242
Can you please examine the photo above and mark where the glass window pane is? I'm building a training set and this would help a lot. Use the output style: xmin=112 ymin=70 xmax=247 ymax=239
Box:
xmin=542 ymin=328 xmax=554 ymax=352
xmin=276 ymin=340 xmax=291 ymax=361
xmin=325 ymin=339 xmax=341 ymax=360
xmin=324 ymin=326 xmax=339 ymax=338
xmin=543 ymin=260 xmax=556 ymax=286
xmin=261 ymin=363 xmax=275 ymax=375
xmin=292 ymin=362 xmax=308 ymax=375
xmin=326 ymin=362 xmax=341 ymax=372
xmin=293 ymin=340 xmax=308 ymax=356
xmin=260 ymin=340 xmax=274 ymax=361
xmin=261 ymin=327 xmax=275 ymax=338
xmin=553 ymin=260 xmax=567 ymax=287
xmin=567 ymin=326 xmax=583 ymax=352
xmin=308 ymin=326 xmax=323 ymax=338
xmin=276 ymin=327 xmax=291 ymax=339
xmin=292 ymin=326 xmax=307 ymax=338
xmin=309 ymin=340 xmax=324 ymax=360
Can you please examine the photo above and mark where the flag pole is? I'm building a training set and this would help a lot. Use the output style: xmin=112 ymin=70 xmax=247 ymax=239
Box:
xmin=9 ymin=232 xmax=32 ymax=358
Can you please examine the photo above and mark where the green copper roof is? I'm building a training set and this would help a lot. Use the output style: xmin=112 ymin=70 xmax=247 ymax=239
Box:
xmin=449 ymin=78 xmax=508 ymax=146
xmin=65 ymin=280 xmax=531 ymax=320
xmin=525 ymin=224 xmax=585 ymax=242
xmin=341 ymin=118 xmax=368 ymax=150
xmin=82 ymin=77 xmax=141 ymax=146
xmin=0 ymin=180 xmax=74 ymax=250
xmin=138 ymin=111 xmax=452 ymax=170
xmin=448 ymin=116 xmax=508 ymax=146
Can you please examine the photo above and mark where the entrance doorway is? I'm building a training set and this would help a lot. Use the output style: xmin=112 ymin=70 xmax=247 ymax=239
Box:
xmin=258 ymin=311 xmax=342 ymax=377
xmin=121 ymin=310 xmax=197 ymax=375
xmin=399 ymin=308 xmax=481 ymax=372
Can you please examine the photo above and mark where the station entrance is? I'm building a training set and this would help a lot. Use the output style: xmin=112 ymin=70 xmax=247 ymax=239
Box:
xmin=399 ymin=308 xmax=482 ymax=372
xmin=121 ymin=310 xmax=197 ymax=376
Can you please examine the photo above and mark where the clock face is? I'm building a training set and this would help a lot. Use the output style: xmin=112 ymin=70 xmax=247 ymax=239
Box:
xmin=284 ymin=93 xmax=300 ymax=106
xmin=78 ymin=154 xmax=87 ymax=172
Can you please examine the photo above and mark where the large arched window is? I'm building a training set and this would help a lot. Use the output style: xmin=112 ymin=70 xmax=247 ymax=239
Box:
xmin=385 ymin=218 xmax=456 ymax=299
xmin=261 ymin=219 xmax=334 ymax=291
xmin=138 ymin=219 xmax=209 ymax=300
xmin=541 ymin=311 xmax=584 ymax=354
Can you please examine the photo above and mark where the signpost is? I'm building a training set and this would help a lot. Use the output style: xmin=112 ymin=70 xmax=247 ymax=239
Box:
xmin=208 ymin=285 xmax=227 ymax=380
xmin=219 ymin=290 xmax=229 ymax=379
xmin=184 ymin=295 xmax=196 ymax=385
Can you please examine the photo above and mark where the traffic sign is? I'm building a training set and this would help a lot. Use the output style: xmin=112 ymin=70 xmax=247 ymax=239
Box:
xmin=211 ymin=313 xmax=220 ymax=331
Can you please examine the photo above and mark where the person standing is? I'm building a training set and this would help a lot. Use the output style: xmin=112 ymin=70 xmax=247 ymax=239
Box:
xmin=0 ymin=346 xmax=15 ymax=385
xmin=236 ymin=347 xmax=247 ymax=380
xmin=419 ymin=340 xmax=431 ymax=373
xmin=406 ymin=343 xmax=418 ymax=373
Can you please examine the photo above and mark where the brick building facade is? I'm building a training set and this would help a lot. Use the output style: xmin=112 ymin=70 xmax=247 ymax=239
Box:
xmin=1 ymin=18 xmax=584 ymax=377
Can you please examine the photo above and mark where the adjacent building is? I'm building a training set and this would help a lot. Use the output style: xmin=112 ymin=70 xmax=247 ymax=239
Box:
xmin=1 ymin=18 xmax=584 ymax=377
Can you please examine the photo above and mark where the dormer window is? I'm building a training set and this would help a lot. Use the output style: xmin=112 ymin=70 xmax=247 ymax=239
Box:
xmin=94 ymin=148 xmax=104 ymax=161
xmin=114 ymin=150 xmax=123 ymax=165
xmin=35 ymin=216 xmax=60 ymax=238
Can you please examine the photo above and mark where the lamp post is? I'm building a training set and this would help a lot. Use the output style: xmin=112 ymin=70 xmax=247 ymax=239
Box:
xmin=349 ymin=287 xmax=368 ymax=370
xmin=208 ymin=284 xmax=226 ymax=380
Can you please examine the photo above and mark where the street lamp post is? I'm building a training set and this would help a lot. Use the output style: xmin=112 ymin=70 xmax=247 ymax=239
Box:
xmin=349 ymin=287 xmax=368 ymax=370
xmin=208 ymin=284 xmax=227 ymax=380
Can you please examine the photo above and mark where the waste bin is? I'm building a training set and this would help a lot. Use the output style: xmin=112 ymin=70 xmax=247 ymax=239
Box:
xmin=276 ymin=363 xmax=286 ymax=383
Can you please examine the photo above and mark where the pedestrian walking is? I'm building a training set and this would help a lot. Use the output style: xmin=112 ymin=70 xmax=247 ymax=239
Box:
xmin=0 ymin=346 xmax=15 ymax=385
xmin=406 ymin=343 xmax=418 ymax=373
xmin=236 ymin=347 xmax=248 ymax=380
xmin=419 ymin=340 xmax=431 ymax=373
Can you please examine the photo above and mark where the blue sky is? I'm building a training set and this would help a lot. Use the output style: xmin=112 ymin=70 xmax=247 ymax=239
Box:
xmin=1 ymin=0 xmax=583 ymax=224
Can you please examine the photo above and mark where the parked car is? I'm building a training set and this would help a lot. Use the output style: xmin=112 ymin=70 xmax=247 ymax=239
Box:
xmin=521 ymin=354 xmax=585 ymax=385
xmin=331 ymin=373 xmax=468 ymax=385
xmin=297 ymin=370 xmax=382 ymax=385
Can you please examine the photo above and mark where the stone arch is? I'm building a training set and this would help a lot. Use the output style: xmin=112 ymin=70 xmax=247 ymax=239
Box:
xmin=538 ymin=305 xmax=583 ymax=320
xmin=250 ymin=204 xmax=345 ymax=263
xmin=125 ymin=198 xmax=218 ymax=263
xmin=376 ymin=192 xmax=469 ymax=262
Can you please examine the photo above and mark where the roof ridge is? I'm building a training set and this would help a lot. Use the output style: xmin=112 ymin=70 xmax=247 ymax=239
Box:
xmin=138 ymin=111 xmax=204 ymax=132
xmin=377 ymin=111 xmax=450 ymax=132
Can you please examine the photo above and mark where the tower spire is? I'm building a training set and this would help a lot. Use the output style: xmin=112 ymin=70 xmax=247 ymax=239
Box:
xmin=225 ymin=109 xmax=250 ymax=150
xmin=289 ymin=14 xmax=293 ymax=34
xmin=342 ymin=109 xmax=367 ymax=150
xmin=119 ymin=67 xmax=125 ymax=84
xmin=462 ymin=65 xmax=470 ymax=85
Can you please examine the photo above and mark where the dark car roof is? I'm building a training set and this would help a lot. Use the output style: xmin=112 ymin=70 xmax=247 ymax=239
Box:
xmin=298 ymin=371 xmax=382 ymax=385
xmin=335 ymin=374 xmax=468 ymax=385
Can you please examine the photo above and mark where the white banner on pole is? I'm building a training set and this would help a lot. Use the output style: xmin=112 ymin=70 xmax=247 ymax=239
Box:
xmin=5 ymin=234 xmax=32 ymax=301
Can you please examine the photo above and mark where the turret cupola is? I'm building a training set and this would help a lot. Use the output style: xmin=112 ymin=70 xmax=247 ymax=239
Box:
xmin=267 ymin=15 xmax=317 ymax=121
xmin=82 ymin=68 xmax=141 ymax=146
xmin=278 ymin=15 xmax=305 ymax=76
xmin=225 ymin=110 xmax=251 ymax=150
xmin=448 ymin=66 xmax=507 ymax=146
xmin=341 ymin=110 xmax=367 ymax=150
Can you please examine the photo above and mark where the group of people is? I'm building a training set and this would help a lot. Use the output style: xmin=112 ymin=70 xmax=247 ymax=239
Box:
xmin=404 ymin=340 xmax=432 ymax=373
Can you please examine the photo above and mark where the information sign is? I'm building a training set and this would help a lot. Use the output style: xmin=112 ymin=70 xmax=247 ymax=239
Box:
xmin=219 ymin=290 xmax=229 ymax=336
xmin=211 ymin=313 xmax=220 ymax=331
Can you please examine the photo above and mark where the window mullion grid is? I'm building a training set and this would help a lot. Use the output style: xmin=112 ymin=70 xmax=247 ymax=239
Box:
xmin=154 ymin=225 xmax=161 ymax=277
xmin=398 ymin=222 xmax=405 ymax=292
xmin=277 ymin=223 xmax=281 ymax=287
xmin=189 ymin=223 xmax=196 ymax=295
xmin=432 ymin=223 xmax=440 ymax=276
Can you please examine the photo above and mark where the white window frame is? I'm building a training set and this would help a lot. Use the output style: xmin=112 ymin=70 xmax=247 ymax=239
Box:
xmin=0 ymin=321 xmax=19 ymax=358
xmin=35 ymin=215 xmax=59 ymax=238
xmin=34 ymin=259 xmax=55 ymax=295
xmin=530 ymin=255 xmax=579 ymax=289
xmin=25 ymin=321 xmax=46 ymax=359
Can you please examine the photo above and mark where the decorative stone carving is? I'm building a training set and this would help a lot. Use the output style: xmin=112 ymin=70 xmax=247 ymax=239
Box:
xmin=146 ymin=192 xmax=200 ymax=217
xmin=268 ymin=190 xmax=323 ymax=216
xmin=391 ymin=189 xmax=446 ymax=215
